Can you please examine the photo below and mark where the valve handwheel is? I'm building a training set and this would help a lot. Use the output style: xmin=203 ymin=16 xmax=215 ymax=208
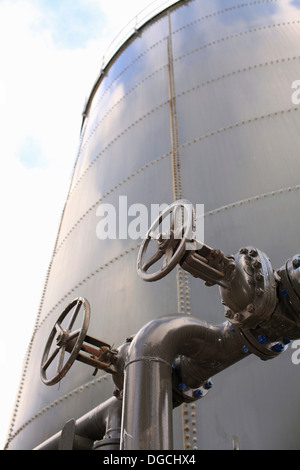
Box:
xmin=41 ymin=297 xmax=90 ymax=386
xmin=137 ymin=200 xmax=195 ymax=282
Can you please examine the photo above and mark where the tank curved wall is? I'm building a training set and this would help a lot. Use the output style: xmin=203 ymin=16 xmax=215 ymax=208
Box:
xmin=6 ymin=0 xmax=300 ymax=450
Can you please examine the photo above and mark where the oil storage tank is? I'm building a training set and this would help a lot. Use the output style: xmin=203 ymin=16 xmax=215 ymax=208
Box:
xmin=5 ymin=0 xmax=300 ymax=450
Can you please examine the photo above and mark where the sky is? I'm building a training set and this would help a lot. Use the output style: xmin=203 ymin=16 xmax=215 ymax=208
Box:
xmin=0 ymin=0 xmax=170 ymax=449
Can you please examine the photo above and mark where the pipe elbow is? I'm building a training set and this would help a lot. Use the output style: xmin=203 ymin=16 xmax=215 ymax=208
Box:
xmin=124 ymin=314 xmax=247 ymax=395
xmin=125 ymin=314 xmax=217 ymax=367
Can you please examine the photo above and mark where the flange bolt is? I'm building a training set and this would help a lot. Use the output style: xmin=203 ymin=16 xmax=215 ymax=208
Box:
xmin=257 ymin=335 xmax=267 ymax=345
xmin=249 ymin=249 xmax=258 ymax=257
xmin=272 ymin=343 xmax=284 ymax=353
xmin=281 ymin=289 xmax=289 ymax=299
xmin=292 ymin=256 xmax=300 ymax=269
xmin=178 ymin=383 xmax=188 ymax=392
xmin=247 ymin=304 xmax=255 ymax=313
xmin=204 ymin=379 xmax=213 ymax=390
xmin=283 ymin=338 xmax=291 ymax=345
xmin=193 ymin=389 xmax=203 ymax=398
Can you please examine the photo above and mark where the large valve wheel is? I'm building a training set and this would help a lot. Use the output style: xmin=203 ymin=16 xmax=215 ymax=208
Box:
xmin=40 ymin=297 xmax=90 ymax=386
xmin=137 ymin=200 xmax=195 ymax=282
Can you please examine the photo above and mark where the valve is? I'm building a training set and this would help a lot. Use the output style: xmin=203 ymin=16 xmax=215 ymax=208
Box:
xmin=40 ymin=297 xmax=118 ymax=386
xmin=136 ymin=200 xmax=283 ymax=331
xmin=137 ymin=199 xmax=195 ymax=281
xmin=137 ymin=199 xmax=235 ymax=287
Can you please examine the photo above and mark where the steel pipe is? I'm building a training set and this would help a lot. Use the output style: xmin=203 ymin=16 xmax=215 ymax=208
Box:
xmin=120 ymin=315 xmax=246 ymax=450
xmin=34 ymin=395 xmax=122 ymax=450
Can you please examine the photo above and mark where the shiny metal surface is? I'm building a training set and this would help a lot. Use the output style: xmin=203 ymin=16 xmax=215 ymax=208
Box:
xmin=121 ymin=315 xmax=246 ymax=450
xmin=6 ymin=0 xmax=300 ymax=450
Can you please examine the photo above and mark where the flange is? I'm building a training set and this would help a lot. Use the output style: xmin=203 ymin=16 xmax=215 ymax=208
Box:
xmin=220 ymin=246 xmax=277 ymax=329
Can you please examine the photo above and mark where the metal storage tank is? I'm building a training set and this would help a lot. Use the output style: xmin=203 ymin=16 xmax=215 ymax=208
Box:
xmin=5 ymin=0 xmax=300 ymax=450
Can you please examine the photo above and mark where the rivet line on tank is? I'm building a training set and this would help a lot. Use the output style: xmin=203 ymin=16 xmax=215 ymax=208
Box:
xmin=168 ymin=15 xmax=198 ymax=447
xmin=199 ymin=184 xmax=300 ymax=220
xmin=178 ymin=54 xmax=300 ymax=101
xmin=82 ymin=2 xmax=287 ymax=148
xmin=69 ymin=99 xmax=170 ymax=199
xmin=38 ymin=243 xmax=141 ymax=331
xmin=82 ymin=63 xmax=169 ymax=151
xmin=93 ymin=34 xmax=168 ymax=112
xmin=4 ymin=374 xmax=109 ymax=449
xmin=72 ymin=56 xmax=300 ymax=202
xmin=181 ymin=106 xmax=299 ymax=150
xmin=73 ymin=54 xmax=300 ymax=204
xmin=88 ymin=1 xmax=280 ymax=118
xmin=172 ymin=0 xmax=279 ymax=36
xmin=175 ymin=21 xmax=300 ymax=64
xmin=6 ymin=276 xmax=56 ymax=442
xmin=55 ymin=152 xmax=171 ymax=255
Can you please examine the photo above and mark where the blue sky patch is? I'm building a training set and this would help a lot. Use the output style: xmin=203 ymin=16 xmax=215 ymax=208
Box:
xmin=17 ymin=136 xmax=47 ymax=169
xmin=32 ymin=0 xmax=105 ymax=49
xmin=291 ymin=0 xmax=300 ymax=8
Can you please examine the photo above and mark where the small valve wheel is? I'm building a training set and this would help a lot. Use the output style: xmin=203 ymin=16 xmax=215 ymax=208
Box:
xmin=137 ymin=200 xmax=195 ymax=282
xmin=40 ymin=297 xmax=90 ymax=386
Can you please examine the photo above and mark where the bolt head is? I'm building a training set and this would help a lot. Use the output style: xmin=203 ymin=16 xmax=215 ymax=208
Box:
xmin=249 ymin=249 xmax=258 ymax=257
xmin=272 ymin=343 xmax=284 ymax=353
xmin=178 ymin=383 xmax=188 ymax=392
xmin=204 ymin=380 xmax=213 ymax=389
xmin=282 ymin=338 xmax=291 ymax=345
xmin=281 ymin=289 xmax=289 ymax=299
xmin=225 ymin=309 xmax=233 ymax=318
xmin=253 ymin=259 xmax=262 ymax=269
xmin=257 ymin=335 xmax=267 ymax=344
xmin=247 ymin=303 xmax=255 ymax=313
xmin=292 ymin=256 xmax=300 ymax=269
xmin=193 ymin=389 xmax=203 ymax=398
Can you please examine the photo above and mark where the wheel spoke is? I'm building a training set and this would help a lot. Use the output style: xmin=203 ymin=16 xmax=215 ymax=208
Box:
xmin=40 ymin=297 xmax=90 ymax=385
xmin=163 ymin=246 xmax=174 ymax=268
xmin=67 ymin=328 xmax=81 ymax=342
xmin=56 ymin=346 xmax=66 ymax=375
xmin=55 ymin=322 xmax=64 ymax=334
xmin=67 ymin=299 xmax=82 ymax=331
xmin=143 ymin=249 xmax=164 ymax=271
xmin=42 ymin=346 xmax=60 ymax=371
